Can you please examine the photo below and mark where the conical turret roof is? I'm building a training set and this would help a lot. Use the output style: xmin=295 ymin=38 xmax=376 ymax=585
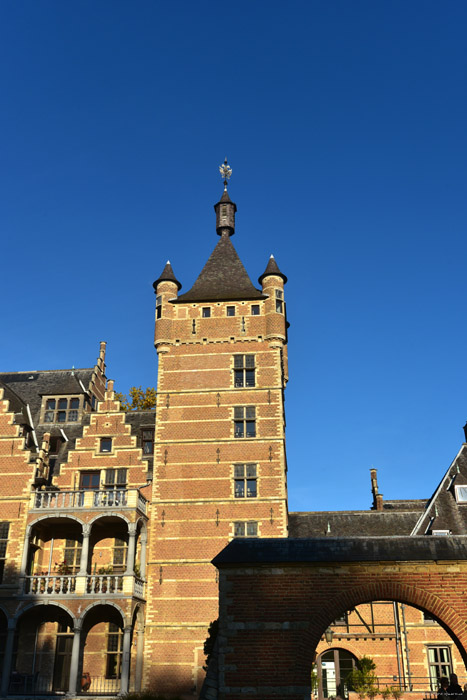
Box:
xmin=153 ymin=261 xmax=182 ymax=291
xmin=176 ymin=235 xmax=265 ymax=303
xmin=258 ymin=254 xmax=287 ymax=284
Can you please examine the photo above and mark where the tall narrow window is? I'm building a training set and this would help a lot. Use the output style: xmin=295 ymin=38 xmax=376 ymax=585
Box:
xmin=0 ymin=523 xmax=10 ymax=583
xmin=106 ymin=623 xmax=123 ymax=679
xmin=156 ymin=295 xmax=162 ymax=319
xmin=113 ymin=538 xmax=128 ymax=570
xmin=234 ymin=464 xmax=257 ymax=498
xmin=104 ymin=469 xmax=128 ymax=505
xmin=275 ymin=289 xmax=283 ymax=313
xmin=63 ymin=539 xmax=82 ymax=574
xmin=234 ymin=406 xmax=256 ymax=438
xmin=142 ymin=430 xmax=154 ymax=454
xmin=234 ymin=355 xmax=255 ymax=387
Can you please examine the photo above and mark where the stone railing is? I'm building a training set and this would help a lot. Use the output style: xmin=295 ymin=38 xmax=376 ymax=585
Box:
xmin=30 ymin=488 xmax=148 ymax=514
xmin=134 ymin=576 xmax=145 ymax=598
xmin=24 ymin=574 xmax=77 ymax=595
xmin=86 ymin=574 xmax=124 ymax=594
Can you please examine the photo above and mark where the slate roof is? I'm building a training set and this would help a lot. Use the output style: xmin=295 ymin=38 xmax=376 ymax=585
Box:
xmin=410 ymin=444 xmax=467 ymax=535
xmin=175 ymin=234 xmax=266 ymax=303
xmin=213 ymin=535 xmax=467 ymax=566
xmin=288 ymin=507 xmax=425 ymax=538
xmin=153 ymin=261 xmax=182 ymax=291
xmin=258 ymin=254 xmax=288 ymax=284
xmin=0 ymin=369 xmax=94 ymax=423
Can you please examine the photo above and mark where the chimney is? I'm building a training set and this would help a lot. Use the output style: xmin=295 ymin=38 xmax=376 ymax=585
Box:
xmin=370 ymin=468 xmax=384 ymax=511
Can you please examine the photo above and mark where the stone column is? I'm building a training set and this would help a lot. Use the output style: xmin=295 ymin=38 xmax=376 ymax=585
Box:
xmin=134 ymin=621 xmax=145 ymax=691
xmin=78 ymin=524 xmax=91 ymax=575
xmin=68 ymin=620 xmax=82 ymax=695
xmin=19 ymin=525 xmax=31 ymax=576
xmin=125 ymin=523 xmax=137 ymax=576
xmin=139 ymin=531 xmax=147 ymax=577
xmin=120 ymin=626 xmax=132 ymax=694
xmin=0 ymin=622 xmax=16 ymax=697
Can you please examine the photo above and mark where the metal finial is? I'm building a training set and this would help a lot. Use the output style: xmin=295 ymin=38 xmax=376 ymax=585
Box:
xmin=219 ymin=157 xmax=232 ymax=190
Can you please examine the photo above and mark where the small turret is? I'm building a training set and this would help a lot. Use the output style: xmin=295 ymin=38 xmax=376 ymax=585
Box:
xmin=259 ymin=254 xmax=288 ymax=346
xmin=214 ymin=158 xmax=237 ymax=236
xmin=153 ymin=261 xmax=181 ymax=350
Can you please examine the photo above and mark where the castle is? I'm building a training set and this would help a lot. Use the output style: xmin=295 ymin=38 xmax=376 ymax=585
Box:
xmin=1 ymin=168 xmax=467 ymax=699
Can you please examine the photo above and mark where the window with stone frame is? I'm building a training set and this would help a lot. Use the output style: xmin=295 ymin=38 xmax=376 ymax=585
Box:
xmin=43 ymin=397 xmax=80 ymax=423
xmin=156 ymin=295 xmax=162 ymax=319
xmin=226 ymin=306 xmax=235 ymax=316
xmin=202 ymin=307 xmax=211 ymax=317
xmin=251 ymin=304 xmax=260 ymax=315
xmin=234 ymin=406 xmax=256 ymax=438
xmin=275 ymin=289 xmax=284 ymax=313
xmin=233 ymin=521 xmax=258 ymax=537
xmin=234 ymin=464 xmax=257 ymax=498
xmin=113 ymin=538 xmax=128 ymax=571
xmin=0 ymin=523 xmax=9 ymax=583
xmin=234 ymin=355 xmax=255 ymax=387
xmin=427 ymin=646 xmax=452 ymax=690
xmin=100 ymin=437 xmax=112 ymax=453
xmin=63 ymin=539 xmax=82 ymax=574
xmin=106 ymin=623 xmax=123 ymax=679
xmin=104 ymin=469 xmax=128 ymax=506
xmin=142 ymin=429 xmax=154 ymax=455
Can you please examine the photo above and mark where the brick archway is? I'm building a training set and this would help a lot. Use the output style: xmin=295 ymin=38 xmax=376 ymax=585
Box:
xmin=213 ymin=536 xmax=467 ymax=700
xmin=305 ymin=581 xmax=467 ymax=668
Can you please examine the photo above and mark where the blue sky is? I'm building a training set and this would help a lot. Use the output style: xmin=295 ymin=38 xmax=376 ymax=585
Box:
xmin=1 ymin=1 xmax=467 ymax=511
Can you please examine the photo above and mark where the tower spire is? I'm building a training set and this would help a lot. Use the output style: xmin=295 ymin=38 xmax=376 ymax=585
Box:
xmin=214 ymin=158 xmax=237 ymax=236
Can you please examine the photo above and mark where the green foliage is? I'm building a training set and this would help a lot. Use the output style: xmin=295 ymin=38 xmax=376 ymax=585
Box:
xmin=347 ymin=656 xmax=379 ymax=700
xmin=115 ymin=386 xmax=157 ymax=411
xmin=390 ymin=686 xmax=403 ymax=700
xmin=311 ymin=666 xmax=320 ymax=693
xmin=203 ymin=619 xmax=219 ymax=671
xmin=382 ymin=687 xmax=393 ymax=700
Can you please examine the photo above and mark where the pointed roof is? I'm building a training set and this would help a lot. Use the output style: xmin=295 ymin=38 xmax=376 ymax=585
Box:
xmin=175 ymin=234 xmax=265 ymax=303
xmin=153 ymin=261 xmax=182 ymax=291
xmin=258 ymin=254 xmax=288 ymax=284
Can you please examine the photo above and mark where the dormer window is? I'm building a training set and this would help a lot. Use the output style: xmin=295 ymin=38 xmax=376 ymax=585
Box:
xmin=44 ymin=397 xmax=80 ymax=423
xmin=455 ymin=485 xmax=467 ymax=503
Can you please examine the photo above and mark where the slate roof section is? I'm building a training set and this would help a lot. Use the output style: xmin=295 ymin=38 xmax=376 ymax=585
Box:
xmin=411 ymin=443 xmax=467 ymax=536
xmin=0 ymin=369 xmax=94 ymax=423
xmin=213 ymin=535 xmax=467 ymax=567
xmin=175 ymin=234 xmax=266 ymax=303
xmin=153 ymin=261 xmax=182 ymax=291
xmin=0 ymin=380 xmax=27 ymax=414
xmin=288 ymin=509 xmax=424 ymax=538
xmin=258 ymin=254 xmax=288 ymax=285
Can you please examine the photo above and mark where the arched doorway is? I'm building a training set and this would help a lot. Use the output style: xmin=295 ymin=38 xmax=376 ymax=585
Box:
xmin=315 ymin=648 xmax=357 ymax=699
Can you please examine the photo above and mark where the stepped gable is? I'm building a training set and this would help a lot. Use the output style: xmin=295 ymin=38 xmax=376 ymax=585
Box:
xmin=175 ymin=233 xmax=266 ymax=302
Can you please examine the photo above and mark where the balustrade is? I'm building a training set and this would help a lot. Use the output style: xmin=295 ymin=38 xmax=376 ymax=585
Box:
xmin=30 ymin=488 xmax=147 ymax=513
xmin=24 ymin=574 xmax=76 ymax=595
xmin=86 ymin=574 xmax=124 ymax=594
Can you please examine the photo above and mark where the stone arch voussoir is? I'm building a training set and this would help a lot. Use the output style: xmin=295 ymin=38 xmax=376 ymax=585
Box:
xmin=14 ymin=600 xmax=77 ymax=625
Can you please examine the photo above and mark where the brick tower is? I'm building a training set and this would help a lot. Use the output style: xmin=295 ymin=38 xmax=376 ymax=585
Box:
xmin=148 ymin=165 xmax=289 ymax=695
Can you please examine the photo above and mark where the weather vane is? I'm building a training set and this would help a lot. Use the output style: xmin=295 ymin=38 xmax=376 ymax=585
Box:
xmin=219 ymin=157 xmax=232 ymax=190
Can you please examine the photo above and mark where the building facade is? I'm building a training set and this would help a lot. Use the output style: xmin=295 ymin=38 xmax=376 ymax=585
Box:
xmin=0 ymin=181 xmax=289 ymax=697
xmin=1 ymin=176 xmax=467 ymax=699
